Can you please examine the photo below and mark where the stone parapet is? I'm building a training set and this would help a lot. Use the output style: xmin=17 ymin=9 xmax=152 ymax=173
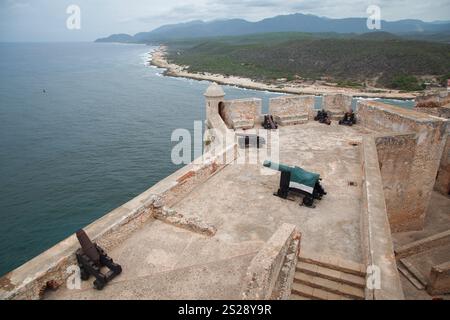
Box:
xmin=413 ymin=105 xmax=449 ymax=196
xmin=269 ymin=95 xmax=315 ymax=125
xmin=357 ymin=101 xmax=447 ymax=232
xmin=241 ymin=223 xmax=301 ymax=300
xmin=322 ymin=94 xmax=353 ymax=120
xmin=360 ymin=136 xmax=404 ymax=300
xmin=222 ymin=98 xmax=262 ymax=130
xmin=0 ymin=143 xmax=238 ymax=300
xmin=428 ymin=261 xmax=450 ymax=295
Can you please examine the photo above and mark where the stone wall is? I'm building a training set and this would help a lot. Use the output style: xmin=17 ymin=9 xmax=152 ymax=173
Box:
xmin=415 ymin=91 xmax=450 ymax=108
xmin=436 ymin=136 xmax=450 ymax=196
xmin=222 ymin=98 xmax=262 ymax=130
xmin=0 ymin=143 xmax=238 ymax=300
xmin=241 ymin=224 xmax=301 ymax=300
xmin=428 ymin=261 xmax=450 ymax=295
xmin=357 ymin=101 xmax=447 ymax=232
xmin=322 ymin=94 xmax=353 ymax=120
xmin=375 ymin=133 xmax=417 ymax=230
xmin=268 ymin=95 xmax=315 ymax=125
xmin=395 ymin=230 xmax=450 ymax=260
xmin=360 ymin=137 xmax=404 ymax=300
xmin=414 ymin=105 xmax=450 ymax=196
xmin=414 ymin=105 xmax=450 ymax=119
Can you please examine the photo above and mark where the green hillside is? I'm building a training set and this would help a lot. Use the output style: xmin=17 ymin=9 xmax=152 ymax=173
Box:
xmin=166 ymin=32 xmax=450 ymax=91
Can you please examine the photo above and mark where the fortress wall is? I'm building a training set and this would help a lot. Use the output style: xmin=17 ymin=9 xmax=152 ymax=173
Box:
xmin=357 ymin=101 xmax=447 ymax=232
xmin=360 ymin=137 xmax=404 ymax=300
xmin=436 ymin=135 xmax=450 ymax=196
xmin=241 ymin=224 xmax=301 ymax=300
xmin=222 ymin=98 xmax=262 ymax=129
xmin=374 ymin=133 xmax=418 ymax=231
xmin=322 ymin=94 xmax=353 ymax=120
xmin=414 ymin=105 xmax=450 ymax=196
xmin=414 ymin=105 xmax=450 ymax=119
xmin=415 ymin=91 xmax=450 ymax=107
xmin=268 ymin=95 xmax=315 ymax=120
xmin=0 ymin=143 xmax=238 ymax=300
xmin=428 ymin=261 xmax=450 ymax=295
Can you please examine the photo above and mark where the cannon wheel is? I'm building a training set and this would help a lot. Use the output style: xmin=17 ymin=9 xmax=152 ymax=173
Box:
xmin=302 ymin=195 xmax=315 ymax=208
xmin=80 ymin=267 xmax=90 ymax=281
xmin=93 ymin=279 xmax=106 ymax=291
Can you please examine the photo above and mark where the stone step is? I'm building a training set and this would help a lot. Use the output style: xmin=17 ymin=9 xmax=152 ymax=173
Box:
xmin=298 ymin=254 xmax=366 ymax=278
xmin=399 ymin=259 xmax=428 ymax=287
xmin=294 ymin=272 xmax=365 ymax=300
xmin=277 ymin=114 xmax=309 ymax=121
xmin=398 ymin=263 xmax=425 ymax=290
xmin=291 ymin=282 xmax=352 ymax=300
xmin=274 ymin=114 xmax=309 ymax=126
xmin=233 ymin=120 xmax=254 ymax=130
xmin=289 ymin=293 xmax=311 ymax=300
xmin=296 ymin=261 xmax=366 ymax=289
xmin=279 ymin=118 xmax=309 ymax=126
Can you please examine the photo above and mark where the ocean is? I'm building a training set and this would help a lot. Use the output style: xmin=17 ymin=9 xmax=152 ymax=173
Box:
xmin=0 ymin=42 xmax=413 ymax=276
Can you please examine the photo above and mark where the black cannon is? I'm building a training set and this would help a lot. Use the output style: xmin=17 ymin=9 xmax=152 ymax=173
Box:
xmin=314 ymin=110 xmax=331 ymax=125
xmin=75 ymin=229 xmax=122 ymax=290
xmin=264 ymin=161 xmax=327 ymax=208
xmin=339 ymin=112 xmax=357 ymax=126
xmin=262 ymin=115 xmax=278 ymax=130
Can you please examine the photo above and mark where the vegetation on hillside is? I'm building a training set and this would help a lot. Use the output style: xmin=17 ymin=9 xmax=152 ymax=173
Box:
xmin=166 ymin=32 xmax=450 ymax=91
xmin=389 ymin=75 xmax=426 ymax=91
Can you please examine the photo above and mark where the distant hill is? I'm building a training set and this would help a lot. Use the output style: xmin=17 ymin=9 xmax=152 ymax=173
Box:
xmin=165 ymin=32 xmax=450 ymax=91
xmin=95 ymin=33 xmax=134 ymax=43
xmin=95 ymin=13 xmax=450 ymax=43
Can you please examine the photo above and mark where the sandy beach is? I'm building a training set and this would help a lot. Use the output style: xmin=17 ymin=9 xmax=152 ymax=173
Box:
xmin=150 ymin=45 xmax=417 ymax=100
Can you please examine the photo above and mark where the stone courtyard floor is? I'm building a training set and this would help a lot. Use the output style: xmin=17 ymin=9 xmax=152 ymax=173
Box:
xmin=47 ymin=122 xmax=386 ymax=300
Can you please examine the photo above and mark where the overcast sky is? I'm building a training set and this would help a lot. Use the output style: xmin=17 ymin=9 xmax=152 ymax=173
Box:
xmin=1 ymin=0 xmax=449 ymax=42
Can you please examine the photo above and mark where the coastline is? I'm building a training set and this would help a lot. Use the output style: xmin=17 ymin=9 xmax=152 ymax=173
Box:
xmin=149 ymin=45 xmax=417 ymax=100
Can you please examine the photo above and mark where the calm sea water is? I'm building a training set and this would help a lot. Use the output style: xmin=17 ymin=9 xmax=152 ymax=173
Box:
xmin=0 ymin=42 xmax=413 ymax=276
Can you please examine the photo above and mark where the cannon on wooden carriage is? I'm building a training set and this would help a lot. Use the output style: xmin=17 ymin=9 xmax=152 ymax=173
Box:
xmin=262 ymin=115 xmax=278 ymax=130
xmin=75 ymin=229 xmax=122 ymax=290
xmin=263 ymin=160 xmax=327 ymax=208
xmin=314 ymin=110 xmax=332 ymax=125
xmin=339 ymin=112 xmax=357 ymax=126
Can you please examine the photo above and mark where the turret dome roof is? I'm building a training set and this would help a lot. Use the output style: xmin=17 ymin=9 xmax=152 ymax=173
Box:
xmin=204 ymin=83 xmax=225 ymax=98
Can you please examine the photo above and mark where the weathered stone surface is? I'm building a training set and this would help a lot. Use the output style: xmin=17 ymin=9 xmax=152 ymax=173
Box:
xmin=241 ymin=223 xmax=301 ymax=300
xmin=375 ymin=133 xmax=417 ymax=229
xmin=323 ymin=94 xmax=353 ymax=120
xmin=428 ymin=261 xmax=450 ymax=295
xmin=221 ymin=98 xmax=262 ymax=130
xmin=414 ymin=105 xmax=450 ymax=197
xmin=415 ymin=90 xmax=450 ymax=108
xmin=205 ymin=83 xmax=226 ymax=122
xmin=395 ymin=230 xmax=450 ymax=260
xmin=269 ymin=95 xmax=315 ymax=126
xmin=360 ymin=136 xmax=404 ymax=300
xmin=155 ymin=207 xmax=217 ymax=237
xmin=357 ymin=101 xmax=447 ymax=232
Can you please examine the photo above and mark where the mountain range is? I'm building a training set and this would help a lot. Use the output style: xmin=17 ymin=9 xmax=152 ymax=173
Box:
xmin=96 ymin=13 xmax=450 ymax=43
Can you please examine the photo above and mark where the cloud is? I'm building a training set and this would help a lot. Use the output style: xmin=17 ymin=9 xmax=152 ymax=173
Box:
xmin=1 ymin=0 xmax=450 ymax=41
xmin=0 ymin=0 xmax=31 ymax=9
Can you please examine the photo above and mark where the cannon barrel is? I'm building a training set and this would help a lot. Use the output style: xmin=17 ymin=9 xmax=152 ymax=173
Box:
xmin=263 ymin=160 xmax=293 ymax=173
xmin=76 ymin=229 xmax=100 ymax=265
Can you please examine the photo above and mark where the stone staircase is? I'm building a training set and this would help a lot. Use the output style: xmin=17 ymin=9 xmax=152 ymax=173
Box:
xmin=290 ymin=254 xmax=367 ymax=300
